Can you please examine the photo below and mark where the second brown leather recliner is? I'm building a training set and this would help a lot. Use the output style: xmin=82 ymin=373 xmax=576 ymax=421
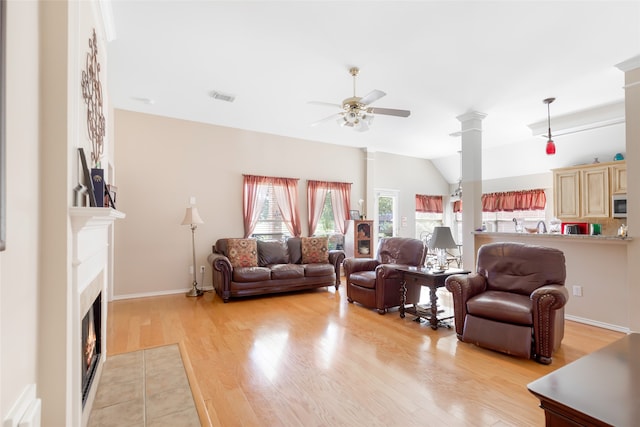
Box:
xmin=343 ymin=237 xmax=426 ymax=314
xmin=445 ymin=242 xmax=569 ymax=364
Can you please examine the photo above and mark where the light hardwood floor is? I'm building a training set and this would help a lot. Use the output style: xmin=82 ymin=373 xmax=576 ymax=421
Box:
xmin=107 ymin=285 xmax=624 ymax=427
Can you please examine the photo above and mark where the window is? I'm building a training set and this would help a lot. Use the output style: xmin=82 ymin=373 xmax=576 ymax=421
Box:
xmin=252 ymin=183 xmax=291 ymax=241
xmin=482 ymin=209 xmax=546 ymax=233
xmin=376 ymin=190 xmax=398 ymax=240
xmin=315 ymin=191 xmax=341 ymax=235
xmin=415 ymin=195 xmax=444 ymax=240
xmin=416 ymin=212 xmax=443 ymax=240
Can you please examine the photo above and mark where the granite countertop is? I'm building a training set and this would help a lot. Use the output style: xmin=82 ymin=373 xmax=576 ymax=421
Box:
xmin=473 ymin=231 xmax=632 ymax=242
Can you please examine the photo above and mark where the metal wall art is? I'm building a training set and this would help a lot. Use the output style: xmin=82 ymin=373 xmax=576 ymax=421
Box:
xmin=81 ymin=28 xmax=105 ymax=168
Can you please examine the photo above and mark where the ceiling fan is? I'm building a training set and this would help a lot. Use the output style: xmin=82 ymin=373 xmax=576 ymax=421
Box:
xmin=309 ymin=67 xmax=411 ymax=132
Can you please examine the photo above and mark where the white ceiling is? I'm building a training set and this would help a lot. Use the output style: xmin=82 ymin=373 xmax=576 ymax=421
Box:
xmin=106 ymin=1 xmax=640 ymax=184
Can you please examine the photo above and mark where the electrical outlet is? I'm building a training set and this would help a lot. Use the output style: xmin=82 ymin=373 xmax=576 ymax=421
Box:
xmin=572 ymin=285 xmax=583 ymax=297
xmin=200 ymin=265 xmax=205 ymax=273
xmin=189 ymin=265 xmax=194 ymax=275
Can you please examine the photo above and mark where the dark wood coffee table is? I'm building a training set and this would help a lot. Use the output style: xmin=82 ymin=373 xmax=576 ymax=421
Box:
xmin=395 ymin=266 xmax=469 ymax=330
xmin=528 ymin=333 xmax=640 ymax=426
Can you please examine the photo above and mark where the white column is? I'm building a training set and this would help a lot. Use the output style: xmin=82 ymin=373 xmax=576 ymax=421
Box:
xmin=456 ymin=111 xmax=487 ymax=270
xmin=616 ymin=55 xmax=640 ymax=332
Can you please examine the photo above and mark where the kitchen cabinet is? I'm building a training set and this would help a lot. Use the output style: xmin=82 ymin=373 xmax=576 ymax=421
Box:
xmin=344 ymin=220 xmax=374 ymax=258
xmin=581 ymin=165 xmax=609 ymax=218
xmin=554 ymin=168 xmax=580 ymax=219
xmin=610 ymin=162 xmax=627 ymax=194
xmin=553 ymin=161 xmax=625 ymax=219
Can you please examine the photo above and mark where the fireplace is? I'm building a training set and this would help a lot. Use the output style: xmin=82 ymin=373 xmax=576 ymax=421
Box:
xmin=81 ymin=292 xmax=102 ymax=408
xmin=70 ymin=207 xmax=125 ymax=427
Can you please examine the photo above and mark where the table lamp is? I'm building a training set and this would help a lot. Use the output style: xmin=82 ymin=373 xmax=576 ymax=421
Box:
xmin=428 ymin=226 xmax=457 ymax=270
xmin=181 ymin=206 xmax=204 ymax=297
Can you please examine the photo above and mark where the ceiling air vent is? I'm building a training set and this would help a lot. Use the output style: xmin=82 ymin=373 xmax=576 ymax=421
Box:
xmin=209 ymin=90 xmax=235 ymax=103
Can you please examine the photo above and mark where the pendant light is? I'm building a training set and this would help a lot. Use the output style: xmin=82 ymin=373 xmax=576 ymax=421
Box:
xmin=543 ymin=97 xmax=556 ymax=155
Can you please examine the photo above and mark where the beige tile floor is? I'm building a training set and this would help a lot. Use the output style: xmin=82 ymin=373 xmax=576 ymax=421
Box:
xmin=88 ymin=344 xmax=200 ymax=427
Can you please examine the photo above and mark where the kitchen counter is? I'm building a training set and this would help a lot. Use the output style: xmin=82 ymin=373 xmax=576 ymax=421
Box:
xmin=473 ymin=231 xmax=631 ymax=243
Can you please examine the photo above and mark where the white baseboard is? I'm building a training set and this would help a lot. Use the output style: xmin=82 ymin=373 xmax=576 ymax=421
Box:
xmin=565 ymin=314 xmax=630 ymax=333
xmin=112 ymin=285 xmax=215 ymax=301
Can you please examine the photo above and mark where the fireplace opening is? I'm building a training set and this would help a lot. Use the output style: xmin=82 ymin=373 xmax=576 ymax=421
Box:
xmin=81 ymin=292 xmax=102 ymax=408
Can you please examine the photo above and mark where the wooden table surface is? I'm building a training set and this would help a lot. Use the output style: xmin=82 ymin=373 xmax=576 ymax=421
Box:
xmin=528 ymin=333 xmax=640 ymax=426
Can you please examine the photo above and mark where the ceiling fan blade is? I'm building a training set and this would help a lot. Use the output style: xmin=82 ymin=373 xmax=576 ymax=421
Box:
xmin=366 ymin=107 xmax=411 ymax=118
xmin=359 ymin=89 xmax=386 ymax=106
xmin=311 ymin=112 xmax=343 ymax=127
xmin=308 ymin=101 xmax=342 ymax=109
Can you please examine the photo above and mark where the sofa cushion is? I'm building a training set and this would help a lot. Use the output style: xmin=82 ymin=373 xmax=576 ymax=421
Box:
xmin=227 ymin=238 xmax=258 ymax=268
xmin=304 ymin=263 xmax=334 ymax=277
xmin=270 ymin=264 xmax=304 ymax=280
xmin=301 ymin=236 xmax=329 ymax=264
xmin=233 ymin=266 xmax=271 ymax=282
xmin=287 ymin=237 xmax=302 ymax=264
xmin=257 ymin=240 xmax=289 ymax=266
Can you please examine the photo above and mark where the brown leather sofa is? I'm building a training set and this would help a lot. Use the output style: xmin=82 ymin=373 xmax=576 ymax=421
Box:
xmin=343 ymin=237 xmax=426 ymax=314
xmin=445 ymin=242 xmax=569 ymax=364
xmin=208 ymin=237 xmax=345 ymax=302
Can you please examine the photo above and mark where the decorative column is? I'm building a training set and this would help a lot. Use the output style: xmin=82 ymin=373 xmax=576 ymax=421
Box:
xmin=616 ymin=55 xmax=640 ymax=332
xmin=456 ymin=111 xmax=487 ymax=270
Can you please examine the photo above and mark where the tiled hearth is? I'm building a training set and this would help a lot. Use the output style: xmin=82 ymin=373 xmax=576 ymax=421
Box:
xmin=88 ymin=345 xmax=200 ymax=427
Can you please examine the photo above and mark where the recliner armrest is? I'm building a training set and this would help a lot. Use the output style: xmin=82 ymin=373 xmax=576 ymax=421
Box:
xmin=530 ymin=284 xmax=569 ymax=311
xmin=343 ymin=258 xmax=380 ymax=276
xmin=445 ymin=273 xmax=487 ymax=337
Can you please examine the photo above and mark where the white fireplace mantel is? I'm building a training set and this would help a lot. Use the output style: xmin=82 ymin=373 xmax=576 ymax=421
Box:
xmin=69 ymin=207 xmax=125 ymax=427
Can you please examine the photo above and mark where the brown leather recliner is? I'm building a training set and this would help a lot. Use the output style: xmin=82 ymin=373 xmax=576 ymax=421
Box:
xmin=445 ymin=242 xmax=569 ymax=364
xmin=344 ymin=237 xmax=426 ymax=314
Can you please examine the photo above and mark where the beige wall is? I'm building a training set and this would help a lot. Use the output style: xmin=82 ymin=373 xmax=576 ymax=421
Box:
xmin=0 ymin=0 xmax=41 ymax=419
xmin=112 ymin=111 xmax=451 ymax=298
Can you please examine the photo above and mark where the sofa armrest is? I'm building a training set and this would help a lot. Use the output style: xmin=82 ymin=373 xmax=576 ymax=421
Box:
xmin=208 ymin=252 xmax=232 ymax=302
xmin=328 ymin=250 xmax=346 ymax=288
xmin=445 ymin=273 xmax=487 ymax=337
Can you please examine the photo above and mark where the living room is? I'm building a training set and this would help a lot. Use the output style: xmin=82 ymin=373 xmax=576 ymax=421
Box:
xmin=1 ymin=1 xmax=639 ymax=426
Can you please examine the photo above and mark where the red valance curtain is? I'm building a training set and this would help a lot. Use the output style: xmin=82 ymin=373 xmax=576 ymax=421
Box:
xmin=416 ymin=195 xmax=443 ymax=213
xmin=481 ymin=189 xmax=546 ymax=212
xmin=243 ymin=174 xmax=302 ymax=238
xmin=453 ymin=200 xmax=462 ymax=213
xmin=307 ymin=180 xmax=351 ymax=235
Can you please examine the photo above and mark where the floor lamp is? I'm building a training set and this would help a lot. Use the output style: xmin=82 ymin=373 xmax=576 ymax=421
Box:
xmin=182 ymin=206 xmax=204 ymax=297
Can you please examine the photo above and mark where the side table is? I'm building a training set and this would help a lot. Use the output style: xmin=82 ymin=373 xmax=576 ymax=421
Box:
xmin=395 ymin=266 xmax=470 ymax=330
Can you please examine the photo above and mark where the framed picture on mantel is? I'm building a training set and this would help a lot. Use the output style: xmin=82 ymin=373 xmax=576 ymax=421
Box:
xmin=78 ymin=148 xmax=97 ymax=207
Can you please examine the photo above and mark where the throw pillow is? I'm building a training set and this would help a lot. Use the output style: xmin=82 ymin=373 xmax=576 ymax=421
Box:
xmin=301 ymin=236 xmax=329 ymax=264
xmin=227 ymin=238 xmax=258 ymax=268
xmin=257 ymin=240 xmax=290 ymax=266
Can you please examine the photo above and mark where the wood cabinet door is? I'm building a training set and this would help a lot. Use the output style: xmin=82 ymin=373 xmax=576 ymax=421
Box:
xmin=581 ymin=166 xmax=609 ymax=218
xmin=554 ymin=169 xmax=580 ymax=219
xmin=610 ymin=163 xmax=627 ymax=195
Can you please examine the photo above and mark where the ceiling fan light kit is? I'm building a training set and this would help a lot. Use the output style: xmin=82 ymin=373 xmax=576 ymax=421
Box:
xmin=310 ymin=67 xmax=410 ymax=131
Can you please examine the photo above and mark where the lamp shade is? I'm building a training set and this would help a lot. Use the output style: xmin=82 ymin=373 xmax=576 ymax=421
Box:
xmin=181 ymin=207 xmax=204 ymax=225
xmin=428 ymin=226 xmax=457 ymax=250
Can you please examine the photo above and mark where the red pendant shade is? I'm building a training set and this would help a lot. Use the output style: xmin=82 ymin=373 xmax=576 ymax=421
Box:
xmin=546 ymin=139 xmax=556 ymax=155
xmin=543 ymin=97 xmax=556 ymax=156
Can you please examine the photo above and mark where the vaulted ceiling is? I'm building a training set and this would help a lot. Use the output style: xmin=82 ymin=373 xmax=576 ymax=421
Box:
xmin=106 ymin=1 xmax=639 ymax=183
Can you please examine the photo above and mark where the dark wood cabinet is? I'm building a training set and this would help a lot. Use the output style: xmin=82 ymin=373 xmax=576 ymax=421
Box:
xmin=344 ymin=220 xmax=374 ymax=258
